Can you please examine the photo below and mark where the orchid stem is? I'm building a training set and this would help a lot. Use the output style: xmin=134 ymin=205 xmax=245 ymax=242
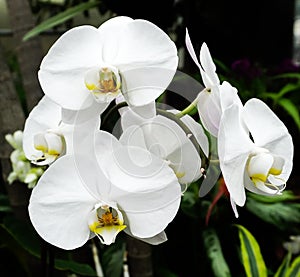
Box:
xmin=175 ymin=90 xmax=203 ymax=118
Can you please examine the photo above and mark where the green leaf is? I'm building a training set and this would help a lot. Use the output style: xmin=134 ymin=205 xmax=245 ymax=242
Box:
xmin=23 ymin=0 xmax=100 ymax=41
xmin=2 ymin=216 xmax=41 ymax=257
xmin=2 ymin=215 xmax=97 ymax=276
xmin=274 ymin=251 xmax=292 ymax=277
xmin=0 ymin=194 xmax=12 ymax=212
xmin=245 ymin=198 xmax=300 ymax=230
xmin=277 ymin=98 xmax=300 ymax=129
xmin=101 ymin=238 xmax=125 ymax=277
xmin=277 ymin=83 xmax=300 ymax=98
xmin=272 ymin=73 xmax=300 ymax=80
xmin=55 ymin=259 xmax=97 ymax=276
xmin=203 ymin=228 xmax=231 ymax=277
xmin=247 ymin=190 xmax=299 ymax=203
xmin=286 ymin=255 xmax=300 ymax=277
xmin=235 ymin=224 xmax=267 ymax=277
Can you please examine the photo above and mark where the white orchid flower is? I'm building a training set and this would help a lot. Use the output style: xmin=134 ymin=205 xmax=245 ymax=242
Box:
xmin=23 ymin=96 xmax=68 ymax=165
xmin=38 ymin=16 xmax=178 ymax=111
xmin=23 ymin=96 xmax=106 ymax=166
xmin=119 ymin=106 xmax=209 ymax=186
xmin=218 ymin=98 xmax=294 ymax=217
xmin=29 ymin=131 xmax=182 ymax=249
xmin=185 ymin=29 xmax=242 ymax=137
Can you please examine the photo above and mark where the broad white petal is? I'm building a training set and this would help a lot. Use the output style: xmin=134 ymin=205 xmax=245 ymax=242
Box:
xmin=115 ymin=19 xmax=178 ymax=69
xmin=72 ymin=131 xmax=113 ymax=198
xmin=97 ymin=16 xmax=134 ymax=63
xmin=243 ymin=98 xmax=294 ymax=182
xmin=218 ymin=104 xmax=253 ymax=206
xmin=114 ymin=20 xmax=178 ymax=106
xmin=199 ymin=43 xmax=219 ymax=87
xmin=23 ymin=96 xmax=61 ymax=161
xmin=38 ymin=70 xmax=94 ymax=110
xmin=121 ymin=67 xmax=177 ymax=107
xmin=243 ymin=98 xmax=291 ymax=149
xmin=38 ymin=26 xmax=103 ymax=109
xmin=40 ymin=26 xmax=102 ymax=72
xmin=98 ymin=146 xmax=181 ymax=238
xmin=28 ymin=155 xmax=97 ymax=250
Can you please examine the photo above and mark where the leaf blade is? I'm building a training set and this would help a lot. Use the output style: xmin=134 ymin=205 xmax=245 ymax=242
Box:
xmin=23 ymin=0 xmax=100 ymax=41
xmin=235 ymin=224 xmax=267 ymax=277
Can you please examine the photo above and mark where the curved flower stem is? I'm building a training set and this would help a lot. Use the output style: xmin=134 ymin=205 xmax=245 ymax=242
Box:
xmin=101 ymin=101 xmax=127 ymax=128
xmin=175 ymin=89 xmax=205 ymax=118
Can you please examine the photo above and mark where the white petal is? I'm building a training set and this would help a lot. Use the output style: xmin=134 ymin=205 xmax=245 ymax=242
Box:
xmin=120 ymin=125 xmax=148 ymax=150
xmin=114 ymin=20 xmax=178 ymax=106
xmin=38 ymin=26 xmax=104 ymax=110
xmin=115 ymin=19 xmax=178 ymax=69
xmin=71 ymin=131 xmax=112 ymax=198
xmin=185 ymin=28 xmax=201 ymax=69
xmin=230 ymin=197 xmax=239 ymax=218
xmin=167 ymin=140 xmax=202 ymax=184
xmin=243 ymin=98 xmax=294 ymax=182
xmin=28 ymin=155 xmax=97 ymax=250
xmin=218 ymin=104 xmax=253 ymax=206
xmin=129 ymin=101 xmax=157 ymax=119
xmin=61 ymin=100 xmax=108 ymax=125
xmin=243 ymin=98 xmax=291 ymax=148
xmin=44 ymin=132 xmax=64 ymax=155
xmin=199 ymin=43 xmax=219 ymax=87
xmin=247 ymin=153 xmax=273 ymax=181
xmin=40 ymin=26 xmax=102 ymax=72
xmin=124 ymin=230 xmax=168 ymax=245
xmin=97 ymin=16 xmax=134 ymax=63
xmin=180 ymin=114 xmax=209 ymax=158
xmin=197 ymin=88 xmax=221 ymax=137
xmin=38 ymin=70 xmax=94 ymax=110
xmin=121 ymin=67 xmax=177 ymax=107
xmin=98 ymin=146 xmax=181 ymax=238
xmin=219 ymin=81 xmax=242 ymax=112
xmin=23 ymin=96 xmax=61 ymax=161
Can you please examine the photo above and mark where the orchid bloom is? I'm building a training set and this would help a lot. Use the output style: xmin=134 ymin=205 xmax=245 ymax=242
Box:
xmin=38 ymin=16 xmax=178 ymax=111
xmin=218 ymin=98 xmax=293 ymax=217
xmin=29 ymin=131 xmax=182 ymax=249
xmin=119 ymin=106 xmax=209 ymax=186
xmin=185 ymin=29 xmax=242 ymax=137
xmin=22 ymin=96 xmax=106 ymax=166
xmin=22 ymin=96 xmax=67 ymax=165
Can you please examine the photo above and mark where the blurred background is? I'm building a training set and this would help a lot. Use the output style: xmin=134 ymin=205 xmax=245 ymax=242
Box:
xmin=0 ymin=1 xmax=300 ymax=276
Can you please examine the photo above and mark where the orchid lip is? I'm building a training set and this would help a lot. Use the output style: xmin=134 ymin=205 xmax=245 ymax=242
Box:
xmin=88 ymin=203 xmax=126 ymax=245
xmin=33 ymin=131 xmax=65 ymax=165
xmin=84 ymin=65 xmax=121 ymax=103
